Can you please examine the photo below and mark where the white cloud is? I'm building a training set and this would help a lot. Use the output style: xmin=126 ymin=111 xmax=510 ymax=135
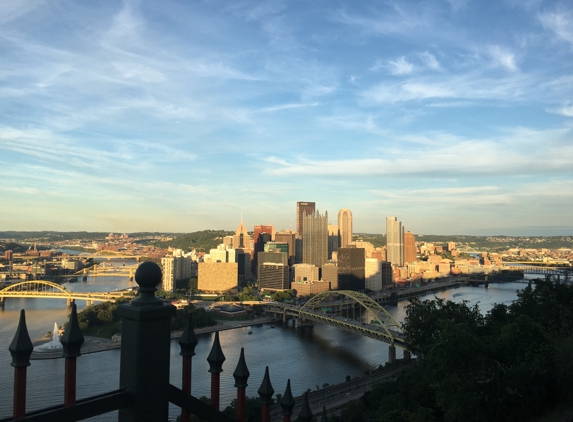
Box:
xmin=487 ymin=45 xmax=519 ymax=72
xmin=554 ymin=105 xmax=573 ymax=117
xmin=264 ymin=127 xmax=573 ymax=178
xmin=539 ymin=8 xmax=573 ymax=45
xmin=388 ymin=56 xmax=414 ymax=75
xmin=418 ymin=51 xmax=440 ymax=69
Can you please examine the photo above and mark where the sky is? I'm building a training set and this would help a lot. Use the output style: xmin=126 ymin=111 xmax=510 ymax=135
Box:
xmin=1 ymin=0 xmax=573 ymax=236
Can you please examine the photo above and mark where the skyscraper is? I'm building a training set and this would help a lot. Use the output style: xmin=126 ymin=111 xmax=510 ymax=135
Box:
xmin=338 ymin=208 xmax=353 ymax=248
xmin=386 ymin=217 xmax=404 ymax=266
xmin=327 ymin=224 xmax=339 ymax=259
xmin=302 ymin=210 xmax=328 ymax=268
xmin=275 ymin=230 xmax=296 ymax=266
xmin=337 ymin=247 xmax=365 ymax=291
xmin=296 ymin=202 xmax=315 ymax=238
xmin=404 ymin=231 xmax=417 ymax=264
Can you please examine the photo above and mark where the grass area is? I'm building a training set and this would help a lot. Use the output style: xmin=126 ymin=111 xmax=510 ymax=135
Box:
xmin=83 ymin=321 xmax=122 ymax=339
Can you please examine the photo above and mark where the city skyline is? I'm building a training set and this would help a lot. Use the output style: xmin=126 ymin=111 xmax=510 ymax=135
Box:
xmin=1 ymin=1 xmax=573 ymax=236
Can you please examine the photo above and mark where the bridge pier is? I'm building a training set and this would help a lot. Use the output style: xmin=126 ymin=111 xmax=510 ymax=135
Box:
xmin=0 ymin=297 xmax=4 ymax=308
xmin=403 ymin=350 xmax=411 ymax=361
xmin=283 ymin=308 xmax=286 ymax=323
xmin=66 ymin=298 xmax=75 ymax=307
xmin=388 ymin=345 xmax=396 ymax=364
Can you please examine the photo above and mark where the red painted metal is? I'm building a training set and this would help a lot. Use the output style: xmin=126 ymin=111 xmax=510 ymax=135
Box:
xmin=211 ymin=372 xmax=220 ymax=410
xmin=181 ymin=356 xmax=192 ymax=422
xmin=237 ymin=387 xmax=246 ymax=422
xmin=261 ymin=404 xmax=270 ymax=422
xmin=64 ymin=357 xmax=77 ymax=406
xmin=13 ymin=366 xmax=27 ymax=419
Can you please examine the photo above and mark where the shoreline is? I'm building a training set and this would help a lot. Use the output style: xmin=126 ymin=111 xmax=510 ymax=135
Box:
xmin=30 ymin=316 xmax=278 ymax=360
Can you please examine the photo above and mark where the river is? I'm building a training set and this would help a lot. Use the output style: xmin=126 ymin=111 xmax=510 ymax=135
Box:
xmin=0 ymin=259 xmax=529 ymax=420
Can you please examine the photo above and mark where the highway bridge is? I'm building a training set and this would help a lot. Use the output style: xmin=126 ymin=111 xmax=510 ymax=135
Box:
xmin=264 ymin=291 xmax=410 ymax=357
xmin=0 ymin=280 xmax=131 ymax=307
xmin=502 ymin=265 xmax=571 ymax=281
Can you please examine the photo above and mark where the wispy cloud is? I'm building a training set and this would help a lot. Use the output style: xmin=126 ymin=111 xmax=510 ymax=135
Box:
xmin=264 ymin=127 xmax=573 ymax=177
xmin=487 ymin=45 xmax=519 ymax=72
xmin=539 ymin=7 xmax=573 ymax=45
xmin=387 ymin=56 xmax=414 ymax=75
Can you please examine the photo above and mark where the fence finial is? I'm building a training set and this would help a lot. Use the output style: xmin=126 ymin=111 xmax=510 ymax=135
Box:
xmin=131 ymin=261 xmax=163 ymax=307
xmin=179 ymin=313 xmax=198 ymax=357
xmin=9 ymin=309 xmax=33 ymax=368
xmin=207 ymin=331 xmax=226 ymax=373
xmin=61 ymin=303 xmax=84 ymax=358
xmin=280 ymin=379 xmax=295 ymax=416
xmin=258 ymin=366 xmax=274 ymax=405
xmin=298 ymin=391 xmax=313 ymax=421
xmin=233 ymin=347 xmax=250 ymax=388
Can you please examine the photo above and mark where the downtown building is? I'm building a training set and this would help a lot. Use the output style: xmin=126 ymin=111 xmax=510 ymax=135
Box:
xmin=386 ymin=217 xmax=404 ymax=267
xmin=296 ymin=201 xmax=315 ymax=238
xmin=338 ymin=208 xmax=353 ymax=248
xmin=404 ymin=230 xmax=417 ymax=264
xmin=258 ymin=249 xmax=290 ymax=292
xmin=302 ymin=210 xmax=328 ymax=268
xmin=161 ymin=249 xmax=193 ymax=292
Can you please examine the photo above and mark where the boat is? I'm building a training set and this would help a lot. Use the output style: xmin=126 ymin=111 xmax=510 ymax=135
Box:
xmin=248 ymin=331 xmax=253 ymax=335
xmin=270 ymin=325 xmax=275 ymax=328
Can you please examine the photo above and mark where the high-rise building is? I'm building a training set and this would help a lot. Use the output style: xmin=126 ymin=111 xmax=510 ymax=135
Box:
xmin=365 ymin=258 xmax=382 ymax=291
xmin=258 ymin=250 xmax=289 ymax=291
xmin=296 ymin=202 xmax=315 ymax=238
xmin=275 ymin=230 xmax=296 ymax=266
xmin=253 ymin=225 xmax=274 ymax=273
xmin=161 ymin=250 xmax=193 ymax=292
xmin=338 ymin=208 xmax=353 ymax=248
xmin=337 ymin=247 xmax=365 ymax=291
xmin=233 ymin=219 xmax=252 ymax=249
xmin=327 ymin=224 xmax=339 ymax=259
xmin=386 ymin=217 xmax=404 ymax=266
xmin=380 ymin=261 xmax=394 ymax=288
xmin=404 ymin=231 xmax=417 ymax=264
xmin=302 ymin=210 xmax=328 ymax=268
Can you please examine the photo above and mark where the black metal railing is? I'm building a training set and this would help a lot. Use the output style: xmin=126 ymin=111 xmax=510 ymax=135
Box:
xmin=1 ymin=262 xmax=316 ymax=422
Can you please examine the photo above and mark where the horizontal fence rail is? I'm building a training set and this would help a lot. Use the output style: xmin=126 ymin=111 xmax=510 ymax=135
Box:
xmin=1 ymin=262 xmax=359 ymax=422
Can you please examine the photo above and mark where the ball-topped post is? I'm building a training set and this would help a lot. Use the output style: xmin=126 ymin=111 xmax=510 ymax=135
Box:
xmin=132 ymin=261 xmax=163 ymax=307
xmin=117 ymin=261 xmax=176 ymax=421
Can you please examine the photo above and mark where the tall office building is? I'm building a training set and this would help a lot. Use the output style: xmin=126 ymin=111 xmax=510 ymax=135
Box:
xmin=296 ymin=202 xmax=315 ymax=238
xmin=337 ymin=247 xmax=365 ymax=291
xmin=275 ymin=230 xmax=296 ymax=266
xmin=258 ymin=250 xmax=289 ymax=291
xmin=302 ymin=210 xmax=328 ymax=268
xmin=338 ymin=208 xmax=353 ymax=248
xmin=161 ymin=250 xmax=192 ymax=292
xmin=327 ymin=224 xmax=339 ymax=259
xmin=253 ymin=224 xmax=274 ymax=273
xmin=233 ymin=219 xmax=252 ymax=249
xmin=386 ymin=217 xmax=404 ymax=266
xmin=404 ymin=231 xmax=417 ymax=264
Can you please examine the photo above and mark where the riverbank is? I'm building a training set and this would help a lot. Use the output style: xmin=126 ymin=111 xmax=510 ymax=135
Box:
xmin=30 ymin=316 xmax=278 ymax=360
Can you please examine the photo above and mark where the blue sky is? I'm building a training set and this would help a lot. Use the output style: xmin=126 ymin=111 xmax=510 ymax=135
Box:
xmin=1 ymin=0 xmax=572 ymax=235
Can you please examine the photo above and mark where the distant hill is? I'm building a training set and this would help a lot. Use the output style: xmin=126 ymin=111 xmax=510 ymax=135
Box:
xmin=353 ymin=233 xmax=573 ymax=250
xmin=150 ymin=230 xmax=234 ymax=252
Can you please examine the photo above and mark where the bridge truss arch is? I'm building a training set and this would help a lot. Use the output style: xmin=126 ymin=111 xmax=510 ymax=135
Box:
xmin=299 ymin=290 xmax=406 ymax=348
xmin=0 ymin=280 xmax=73 ymax=298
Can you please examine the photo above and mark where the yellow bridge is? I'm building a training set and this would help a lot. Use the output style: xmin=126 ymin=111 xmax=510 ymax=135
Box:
xmin=70 ymin=263 xmax=138 ymax=279
xmin=265 ymin=291 xmax=410 ymax=357
xmin=0 ymin=280 xmax=131 ymax=307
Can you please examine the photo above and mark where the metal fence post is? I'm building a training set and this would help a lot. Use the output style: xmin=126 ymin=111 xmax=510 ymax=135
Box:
xmin=117 ymin=262 xmax=176 ymax=422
